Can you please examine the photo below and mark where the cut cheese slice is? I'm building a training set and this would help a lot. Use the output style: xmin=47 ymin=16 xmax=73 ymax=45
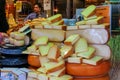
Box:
xmin=64 ymin=34 xmax=80 ymax=45
xmin=81 ymin=5 xmax=96 ymax=17
xmin=47 ymin=45 xmax=60 ymax=61
xmin=37 ymin=67 xmax=47 ymax=74
xmin=33 ymin=36 xmax=48 ymax=47
xmin=44 ymin=60 xmax=65 ymax=73
xmin=84 ymin=15 xmax=97 ymax=20
xmin=39 ymin=44 xmax=51 ymax=56
xmin=27 ymin=45 xmax=37 ymax=53
xmin=77 ymin=46 xmax=95 ymax=59
xmin=83 ymin=56 xmax=103 ymax=65
xmin=39 ymin=56 xmax=50 ymax=67
xmin=60 ymin=45 xmax=73 ymax=58
xmin=48 ymin=67 xmax=65 ymax=77
xmin=47 ymin=14 xmax=62 ymax=23
xmin=75 ymin=38 xmax=88 ymax=53
xmin=86 ymin=16 xmax=104 ymax=25
xmin=76 ymin=20 xmax=86 ymax=25
xmin=67 ymin=57 xmax=82 ymax=63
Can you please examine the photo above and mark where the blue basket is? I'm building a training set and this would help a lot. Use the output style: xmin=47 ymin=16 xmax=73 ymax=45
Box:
xmin=0 ymin=57 xmax=27 ymax=66
xmin=0 ymin=46 xmax=27 ymax=55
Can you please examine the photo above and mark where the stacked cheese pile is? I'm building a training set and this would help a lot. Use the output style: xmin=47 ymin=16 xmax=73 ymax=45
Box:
xmin=28 ymin=14 xmax=64 ymax=29
xmin=23 ymin=5 xmax=111 ymax=80
xmin=76 ymin=5 xmax=103 ymax=25
xmin=23 ymin=36 xmax=73 ymax=80
xmin=23 ymin=33 xmax=111 ymax=80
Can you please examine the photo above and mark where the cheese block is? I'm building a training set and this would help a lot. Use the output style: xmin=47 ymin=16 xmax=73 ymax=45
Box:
xmin=47 ymin=14 xmax=62 ymax=23
xmin=75 ymin=38 xmax=88 ymax=53
xmin=44 ymin=60 xmax=65 ymax=73
xmin=86 ymin=16 xmax=104 ymax=25
xmin=60 ymin=45 xmax=73 ymax=58
xmin=78 ymin=25 xmax=91 ymax=29
xmin=33 ymin=36 xmax=48 ymax=47
xmin=77 ymin=46 xmax=95 ymax=59
xmin=47 ymin=45 xmax=60 ymax=61
xmin=52 ymin=25 xmax=66 ymax=30
xmin=66 ymin=26 xmax=78 ymax=30
xmin=66 ymin=29 xmax=109 ymax=44
xmin=91 ymin=23 xmax=110 ymax=29
xmin=31 ymin=29 xmax=65 ymax=42
xmin=83 ymin=56 xmax=103 ymax=65
xmin=67 ymin=57 xmax=82 ymax=63
xmin=81 ymin=5 xmax=96 ymax=18
xmin=48 ymin=67 xmax=65 ymax=77
xmin=64 ymin=34 xmax=80 ymax=45
xmin=90 ymin=44 xmax=111 ymax=60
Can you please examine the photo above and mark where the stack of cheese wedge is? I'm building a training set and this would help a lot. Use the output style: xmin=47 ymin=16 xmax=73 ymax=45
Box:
xmin=9 ymin=32 xmax=26 ymax=46
xmin=28 ymin=14 xmax=64 ymax=29
xmin=23 ymin=4 xmax=111 ymax=80
xmin=23 ymin=33 xmax=111 ymax=80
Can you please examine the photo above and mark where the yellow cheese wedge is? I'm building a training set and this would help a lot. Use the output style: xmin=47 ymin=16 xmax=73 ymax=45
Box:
xmin=77 ymin=46 xmax=95 ymax=59
xmin=60 ymin=45 xmax=73 ymax=58
xmin=75 ymin=38 xmax=88 ymax=53
xmin=86 ymin=16 xmax=104 ymax=25
xmin=64 ymin=34 xmax=80 ymax=45
xmin=81 ymin=5 xmax=96 ymax=17
xmin=83 ymin=56 xmax=103 ymax=65
xmin=33 ymin=36 xmax=48 ymax=47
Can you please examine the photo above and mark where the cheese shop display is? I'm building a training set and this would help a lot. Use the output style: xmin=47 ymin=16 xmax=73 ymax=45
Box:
xmin=0 ymin=4 xmax=112 ymax=80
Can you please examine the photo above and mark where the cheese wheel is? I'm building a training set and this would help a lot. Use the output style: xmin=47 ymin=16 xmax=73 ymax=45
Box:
xmin=31 ymin=29 xmax=65 ymax=42
xmin=14 ymin=33 xmax=25 ymax=40
xmin=73 ymin=74 xmax=110 ymax=80
xmin=14 ymin=39 xmax=24 ymax=46
xmin=28 ymin=54 xmax=41 ymax=68
xmin=66 ymin=61 xmax=111 ymax=76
